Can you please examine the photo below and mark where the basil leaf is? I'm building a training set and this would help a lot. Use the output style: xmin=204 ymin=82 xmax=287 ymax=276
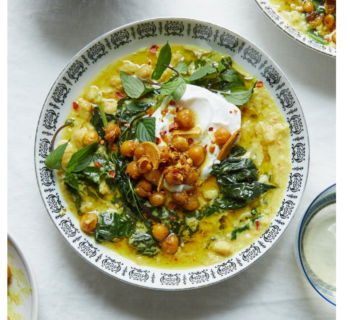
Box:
xmin=189 ymin=66 xmax=216 ymax=81
xmin=160 ymin=78 xmax=183 ymax=96
xmin=65 ymin=173 xmax=84 ymax=193
xmin=172 ymin=80 xmax=186 ymax=100
xmin=175 ymin=62 xmax=188 ymax=74
xmin=223 ymin=82 xmax=257 ymax=106
xmin=120 ymin=71 xmax=145 ymax=98
xmin=221 ymin=69 xmax=240 ymax=83
xmin=136 ymin=117 xmax=156 ymax=143
xmin=66 ymin=142 xmax=99 ymax=173
xmin=152 ymin=42 xmax=172 ymax=80
xmin=44 ymin=142 xmax=68 ymax=170
xmin=217 ymin=62 xmax=225 ymax=73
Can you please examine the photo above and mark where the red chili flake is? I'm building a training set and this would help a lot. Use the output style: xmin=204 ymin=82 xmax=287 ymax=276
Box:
xmin=124 ymin=123 xmax=130 ymax=128
xmin=102 ymin=127 xmax=106 ymax=131
xmin=94 ymin=162 xmax=101 ymax=169
xmin=255 ymin=220 xmax=261 ymax=231
xmin=209 ymin=145 xmax=215 ymax=154
xmin=230 ymin=111 xmax=233 ymax=114
xmin=73 ymin=101 xmax=79 ymax=111
xmin=169 ymin=122 xmax=179 ymax=132
xmin=148 ymin=109 xmax=154 ymax=117
xmin=176 ymin=107 xmax=179 ymax=113
xmin=111 ymin=144 xmax=117 ymax=151
xmin=208 ymin=127 xmax=213 ymax=132
xmin=211 ymin=140 xmax=215 ymax=144
xmin=149 ymin=44 xmax=159 ymax=54
xmin=175 ymin=257 xmax=178 ymax=262
xmin=109 ymin=170 xmax=116 ymax=178
xmin=203 ymin=145 xmax=208 ymax=153
xmin=115 ymin=92 xmax=124 ymax=99
xmin=170 ymin=215 xmax=175 ymax=220
xmin=156 ymin=137 xmax=161 ymax=145
xmin=100 ymin=157 xmax=103 ymax=160
xmin=188 ymin=138 xmax=194 ymax=145
xmin=91 ymin=106 xmax=95 ymax=111
xmin=169 ymin=100 xmax=176 ymax=106
xmin=168 ymin=202 xmax=175 ymax=210
xmin=257 ymin=81 xmax=264 ymax=88
xmin=161 ymin=119 xmax=164 ymax=122
xmin=160 ymin=131 xmax=167 ymax=137
xmin=118 ymin=119 xmax=122 ymax=126
xmin=137 ymin=94 xmax=147 ymax=100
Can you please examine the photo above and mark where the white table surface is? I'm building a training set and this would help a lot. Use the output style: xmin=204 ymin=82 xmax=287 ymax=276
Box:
xmin=8 ymin=0 xmax=336 ymax=319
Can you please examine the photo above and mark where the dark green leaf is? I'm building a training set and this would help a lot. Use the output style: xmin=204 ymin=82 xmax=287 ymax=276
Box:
xmin=66 ymin=142 xmax=99 ymax=173
xmin=65 ymin=182 xmax=82 ymax=215
xmin=223 ymin=82 xmax=257 ymax=106
xmin=65 ymin=173 xmax=83 ymax=193
xmin=221 ymin=69 xmax=240 ymax=83
xmin=120 ymin=71 xmax=145 ymax=98
xmin=231 ymin=224 xmax=250 ymax=240
xmin=128 ymin=232 xmax=160 ymax=257
xmin=136 ymin=117 xmax=156 ymax=143
xmin=44 ymin=142 xmax=68 ymax=170
xmin=90 ymin=108 xmax=115 ymax=138
xmin=175 ymin=62 xmax=188 ymax=74
xmin=189 ymin=66 xmax=216 ymax=81
xmin=151 ymin=42 xmax=172 ymax=80
xmin=126 ymin=101 xmax=141 ymax=112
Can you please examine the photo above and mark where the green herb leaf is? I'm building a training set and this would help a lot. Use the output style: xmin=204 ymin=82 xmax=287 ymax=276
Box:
xmin=307 ymin=29 xmax=328 ymax=45
xmin=128 ymin=232 xmax=160 ymax=257
xmin=231 ymin=224 xmax=250 ymax=240
xmin=221 ymin=69 xmax=240 ymax=83
xmin=172 ymin=79 xmax=186 ymax=100
xmin=66 ymin=142 xmax=99 ymax=173
xmin=136 ymin=117 xmax=156 ymax=143
xmin=223 ymin=82 xmax=257 ymax=106
xmin=65 ymin=173 xmax=83 ymax=192
xmin=120 ymin=71 xmax=145 ymax=98
xmin=65 ymin=182 xmax=82 ymax=215
xmin=151 ymin=42 xmax=172 ymax=80
xmin=44 ymin=142 xmax=68 ymax=170
xmin=90 ymin=108 xmax=114 ymax=138
xmin=175 ymin=62 xmax=188 ymax=74
xmin=160 ymin=79 xmax=183 ymax=96
xmin=189 ymin=66 xmax=216 ymax=81
xmin=126 ymin=101 xmax=142 ymax=112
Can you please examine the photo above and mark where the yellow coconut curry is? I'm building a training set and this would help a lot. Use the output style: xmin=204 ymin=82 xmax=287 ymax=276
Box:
xmin=270 ymin=0 xmax=336 ymax=46
xmin=45 ymin=44 xmax=291 ymax=269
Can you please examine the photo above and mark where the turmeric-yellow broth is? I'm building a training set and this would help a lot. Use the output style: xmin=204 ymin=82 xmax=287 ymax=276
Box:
xmin=55 ymin=44 xmax=291 ymax=269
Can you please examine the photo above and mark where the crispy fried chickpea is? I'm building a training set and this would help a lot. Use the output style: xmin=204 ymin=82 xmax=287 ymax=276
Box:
xmin=332 ymin=32 xmax=336 ymax=44
xmin=165 ymin=170 xmax=183 ymax=186
xmin=159 ymin=146 xmax=170 ymax=163
xmin=149 ymin=192 xmax=166 ymax=206
xmin=189 ymin=145 xmax=206 ymax=167
xmin=184 ymin=167 xmax=200 ymax=185
xmin=83 ymin=131 xmax=99 ymax=146
xmin=144 ymin=168 xmax=161 ymax=184
xmin=303 ymin=1 xmax=314 ymax=13
xmin=183 ymin=195 xmax=200 ymax=211
xmin=214 ymin=127 xmax=231 ymax=145
xmin=7 ymin=264 xmax=11 ymax=279
xmin=324 ymin=14 xmax=335 ymax=29
xmin=120 ymin=140 xmax=136 ymax=157
xmin=80 ymin=213 xmax=98 ymax=234
xmin=137 ymin=156 xmax=153 ymax=173
xmin=134 ymin=145 xmax=146 ymax=159
xmin=172 ymin=191 xmax=189 ymax=205
xmin=138 ymin=64 xmax=153 ymax=79
xmin=172 ymin=136 xmax=189 ymax=152
xmin=176 ymin=108 xmax=195 ymax=129
xmin=161 ymin=234 xmax=179 ymax=254
xmin=126 ymin=160 xmax=142 ymax=179
xmin=152 ymin=223 xmax=169 ymax=241
xmin=135 ymin=179 xmax=153 ymax=198
xmin=104 ymin=123 xmax=121 ymax=143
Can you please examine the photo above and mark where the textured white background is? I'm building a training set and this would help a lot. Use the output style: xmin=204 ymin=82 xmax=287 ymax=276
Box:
xmin=8 ymin=0 xmax=336 ymax=319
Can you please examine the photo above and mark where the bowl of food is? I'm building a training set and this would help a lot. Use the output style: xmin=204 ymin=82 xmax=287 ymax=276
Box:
xmin=255 ymin=0 xmax=336 ymax=57
xmin=35 ymin=17 xmax=309 ymax=290
xmin=8 ymin=233 xmax=39 ymax=319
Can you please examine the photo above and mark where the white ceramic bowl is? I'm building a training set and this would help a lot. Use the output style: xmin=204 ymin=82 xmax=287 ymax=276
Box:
xmin=8 ymin=233 xmax=39 ymax=319
xmin=34 ymin=17 xmax=309 ymax=290
xmin=255 ymin=0 xmax=336 ymax=57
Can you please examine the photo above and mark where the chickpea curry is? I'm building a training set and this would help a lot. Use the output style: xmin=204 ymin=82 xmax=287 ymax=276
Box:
xmin=45 ymin=44 xmax=291 ymax=269
xmin=270 ymin=0 xmax=336 ymax=46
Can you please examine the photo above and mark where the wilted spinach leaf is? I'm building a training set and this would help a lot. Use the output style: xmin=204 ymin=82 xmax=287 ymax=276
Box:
xmin=90 ymin=107 xmax=115 ymax=138
xmin=128 ymin=232 xmax=160 ymax=257
xmin=65 ymin=182 xmax=82 ymax=215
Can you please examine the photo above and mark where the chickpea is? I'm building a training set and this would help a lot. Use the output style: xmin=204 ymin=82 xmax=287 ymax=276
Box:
xmin=83 ymin=131 xmax=99 ymax=146
xmin=189 ymin=145 xmax=206 ymax=167
xmin=303 ymin=1 xmax=314 ymax=13
xmin=85 ymin=86 xmax=99 ymax=103
xmin=184 ymin=167 xmax=200 ymax=185
xmin=110 ymin=74 xmax=122 ymax=90
xmin=183 ymin=195 xmax=200 ymax=211
xmin=165 ymin=170 xmax=183 ymax=186
xmin=332 ymin=32 xmax=336 ymax=44
xmin=104 ymin=123 xmax=121 ymax=144
xmin=176 ymin=108 xmax=195 ymax=129
xmin=324 ymin=14 xmax=335 ymax=29
xmin=144 ymin=168 xmax=161 ymax=184
xmin=7 ymin=264 xmax=11 ymax=279
xmin=138 ymin=64 xmax=153 ymax=79
xmin=137 ymin=155 xmax=153 ymax=173
xmin=126 ymin=160 xmax=142 ymax=179
xmin=104 ymin=99 xmax=118 ymax=114
xmin=120 ymin=140 xmax=136 ymax=157
xmin=172 ymin=191 xmax=189 ymax=205
xmin=134 ymin=145 xmax=146 ymax=159
xmin=149 ymin=192 xmax=166 ymax=206
xmin=161 ymin=234 xmax=179 ymax=254
xmin=159 ymin=146 xmax=170 ymax=163
xmin=135 ymin=179 xmax=153 ymax=198
xmin=152 ymin=223 xmax=169 ymax=241
xmin=80 ymin=213 xmax=98 ymax=234
xmin=214 ymin=127 xmax=231 ymax=145
xmin=172 ymin=136 xmax=189 ymax=152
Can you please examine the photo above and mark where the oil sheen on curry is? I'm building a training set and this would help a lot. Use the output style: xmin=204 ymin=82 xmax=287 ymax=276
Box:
xmin=45 ymin=44 xmax=291 ymax=269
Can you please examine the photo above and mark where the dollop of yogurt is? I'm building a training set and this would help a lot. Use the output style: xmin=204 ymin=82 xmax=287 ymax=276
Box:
xmin=152 ymin=84 xmax=241 ymax=191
